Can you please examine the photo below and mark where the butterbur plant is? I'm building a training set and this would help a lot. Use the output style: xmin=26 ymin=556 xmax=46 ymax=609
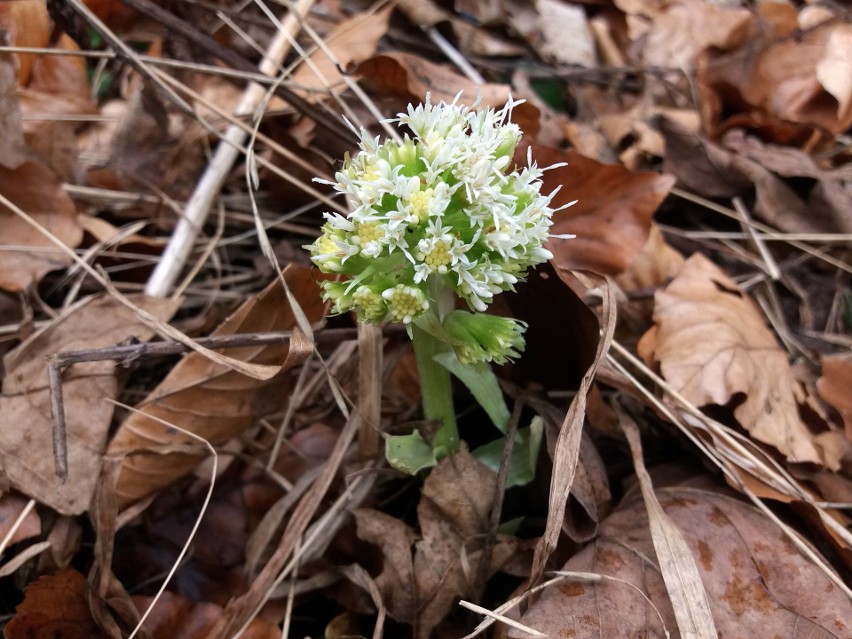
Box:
xmin=308 ymin=94 xmax=572 ymax=475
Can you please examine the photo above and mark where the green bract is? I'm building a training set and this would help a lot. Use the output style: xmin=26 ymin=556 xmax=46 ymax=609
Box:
xmin=308 ymin=94 xmax=567 ymax=364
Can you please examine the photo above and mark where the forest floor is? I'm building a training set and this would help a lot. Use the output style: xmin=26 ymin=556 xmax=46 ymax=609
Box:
xmin=0 ymin=0 xmax=851 ymax=638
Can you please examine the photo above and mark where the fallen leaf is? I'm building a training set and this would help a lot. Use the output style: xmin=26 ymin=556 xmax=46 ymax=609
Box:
xmin=0 ymin=0 xmax=51 ymax=85
xmin=0 ymin=294 xmax=179 ymax=515
xmin=698 ymin=17 xmax=852 ymax=134
xmin=107 ymin=267 xmax=325 ymax=509
xmin=638 ymin=253 xmax=839 ymax=468
xmin=355 ymin=52 xmax=541 ymax=137
xmin=353 ymin=508 xmax=418 ymax=621
xmin=0 ymin=491 xmax=41 ymax=547
xmin=510 ymin=484 xmax=852 ymax=638
xmin=290 ymin=7 xmax=392 ymax=97
xmin=4 ymin=567 xmax=105 ymax=639
xmin=354 ymin=449 xmax=517 ymax=638
xmin=659 ymin=118 xmax=852 ymax=234
xmin=0 ymin=160 xmax=84 ymax=292
xmin=642 ymin=0 xmax=751 ymax=70
xmin=616 ymin=224 xmax=685 ymax=294
xmin=529 ymin=145 xmax=676 ymax=276
xmin=534 ymin=0 xmax=597 ymax=67
xmin=817 ymin=353 xmax=852 ymax=441
xmin=133 ymin=591 xmax=280 ymax=639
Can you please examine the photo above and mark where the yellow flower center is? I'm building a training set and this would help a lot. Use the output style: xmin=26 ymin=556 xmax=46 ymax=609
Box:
xmin=408 ymin=188 xmax=434 ymax=222
xmin=423 ymin=240 xmax=451 ymax=272
xmin=316 ymin=234 xmax=339 ymax=255
xmin=355 ymin=222 xmax=383 ymax=245
xmin=384 ymin=285 xmax=427 ymax=324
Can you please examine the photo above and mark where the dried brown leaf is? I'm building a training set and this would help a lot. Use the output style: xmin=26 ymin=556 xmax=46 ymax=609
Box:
xmin=0 ymin=159 xmax=84 ymax=292
xmin=817 ymin=353 xmax=852 ymax=442
xmin=4 ymin=567 xmax=105 ymax=639
xmin=642 ymin=0 xmax=751 ymax=70
xmin=0 ymin=294 xmax=178 ymax=515
xmin=511 ymin=484 xmax=852 ymax=638
xmin=638 ymin=254 xmax=841 ymax=468
xmin=107 ymin=267 xmax=324 ymax=509
xmin=353 ymin=508 xmax=418 ymax=621
xmin=354 ymin=450 xmax=518 ymax=638
xmin=0 ymin=0 xmax=51 ymax=85
xmin=290 ymin=7 xmax=392 ymax=96
xmin=530 ymin=145 xmax=676 ymax=277
xmin=698 ymin=18 xmax=852 ymax=134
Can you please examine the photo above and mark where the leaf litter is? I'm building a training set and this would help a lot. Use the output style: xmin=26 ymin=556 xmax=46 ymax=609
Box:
xmin=0 ymin=0 xmax=850 ymax=637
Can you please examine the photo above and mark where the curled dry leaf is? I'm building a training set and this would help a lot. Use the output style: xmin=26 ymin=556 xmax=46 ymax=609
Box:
xmin=0 ymin=0 xmax=51 ymax=85
xmin=510 ymin=484 xmax=852 ymax=638
xmin=817 ymin=353 xmax=852 ymax=441
xmin=4 ymin=567 xmax=105 ymax=639
xmin=290 ymin=7 xmax=392 ymax=97
xmin=638 ymin=254 xmax=843 ymax=469
xmin=642 ymin=0 xmax=751 ymax=70
xmin=659 ymin=118 xmax=852 ymax=233
xmin=355 ymin=52 xmax=541 ymax=137
xmin=355 ymin=449 xmax=517 ymax=639
xmin=530 ymin=144 xmax=675 ymax=277
xmin=699 ymin=13 xmax=852 ymax=134
xmin=107 ymin=267 xmax=325 ymax=509
xmin=0 ymin=294 xmax=179 ymax=516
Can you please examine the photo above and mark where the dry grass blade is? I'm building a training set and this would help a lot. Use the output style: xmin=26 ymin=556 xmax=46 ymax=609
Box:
xmin=621 ymin=413 xmax=718 ymax=639
xmin=529 ymin=275 xmax=616 ymax=585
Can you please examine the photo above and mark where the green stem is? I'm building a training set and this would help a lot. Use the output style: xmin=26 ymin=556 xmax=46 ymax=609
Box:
xmin=411 ymin=322 xmax=459 ymax=458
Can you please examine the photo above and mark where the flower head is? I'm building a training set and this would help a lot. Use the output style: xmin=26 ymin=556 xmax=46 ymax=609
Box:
xmin=308 ymin=94 xmax=566 ymax=338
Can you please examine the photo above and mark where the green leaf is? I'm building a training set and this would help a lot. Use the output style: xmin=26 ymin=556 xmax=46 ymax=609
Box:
xmin=385 ymin=430 xmax=438 ymax=474
xmin=472 ymin=416 xmax=544 ymax=488
xmin=433 ymin=351 xmax=511 ymax=433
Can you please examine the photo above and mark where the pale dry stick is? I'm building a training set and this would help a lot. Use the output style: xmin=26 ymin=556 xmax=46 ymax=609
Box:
xmin=671 ymin=187 xmax=852 ymax=275
xmin=0 ymin=498 xmax=36 ymax=558
xmin=256 ymin=0 xmax=401 ymax=142
xmin=172 ymin=199 xmax=227 ymax=300
xmin=604 ymin=347 xmax=852 ymax=600
xmin=732 ymin=197 xmax=781 ymax=280
xmin=426 ymin=26 xmax=486 ymax=83
xmin=145 ymin=0 xmax=317 ymax=298
xmin=457 ymin=600 xmax=548 ymax=639
xmin=659 ymin=228 xmax=852 ymax=243
xmin=109 ymin=401 xmax=218 ymax=639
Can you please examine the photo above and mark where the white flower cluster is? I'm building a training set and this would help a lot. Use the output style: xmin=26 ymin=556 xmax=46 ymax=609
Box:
xmin=309 ymin=94 xmax=564 ymax=326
